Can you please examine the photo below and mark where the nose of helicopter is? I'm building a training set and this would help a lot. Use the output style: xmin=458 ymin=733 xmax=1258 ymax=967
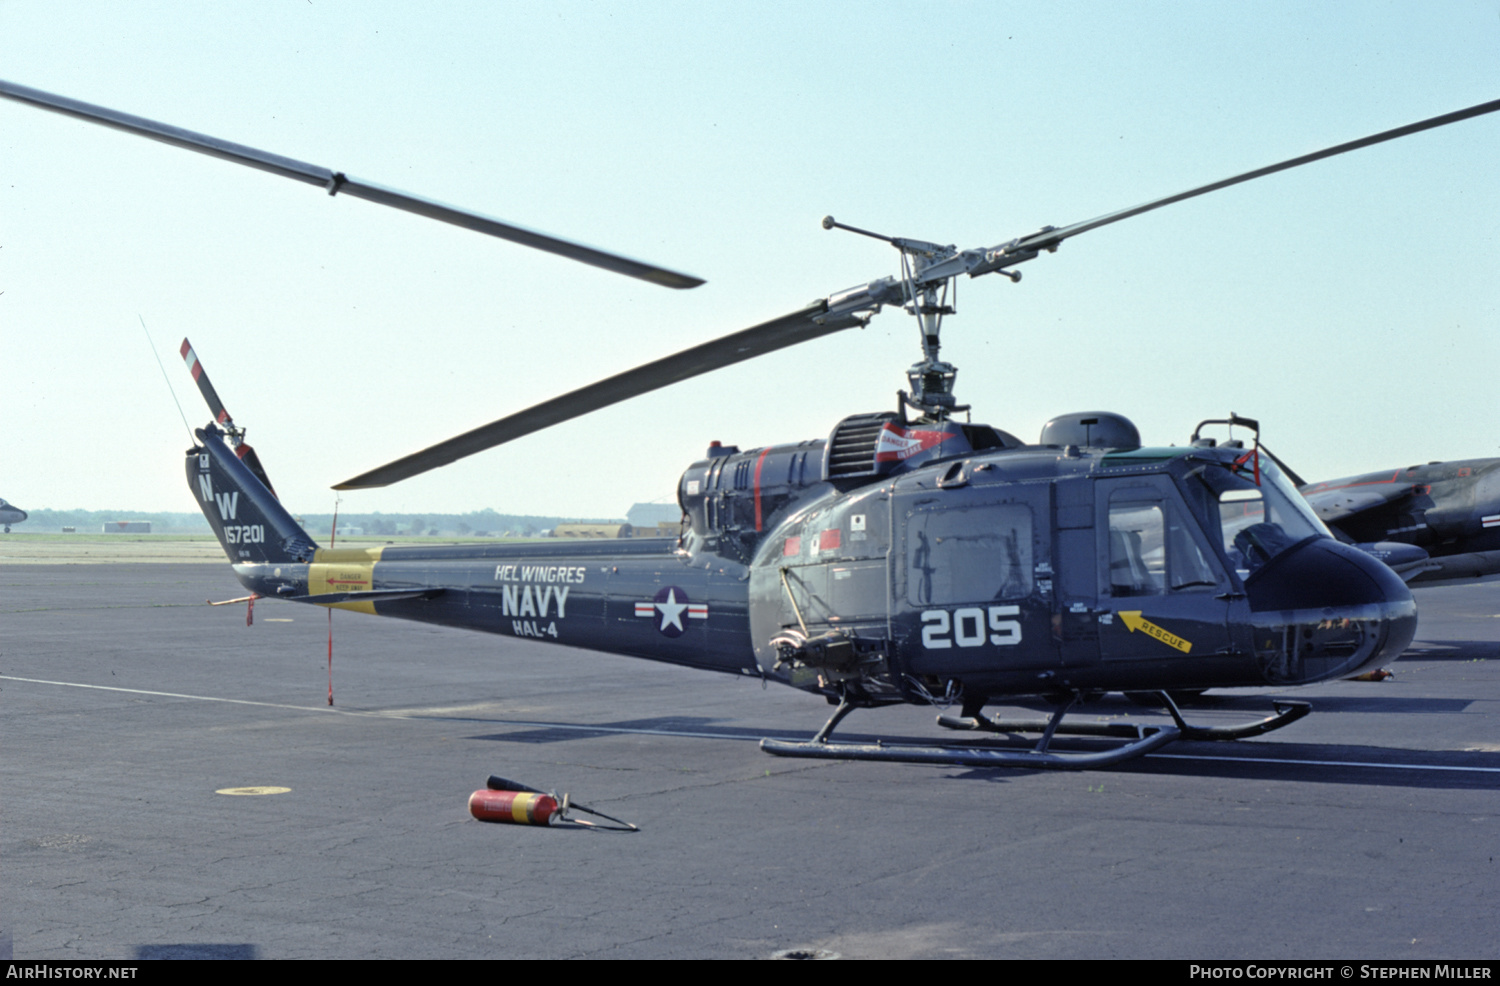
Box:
xmin=1243 ymin=537 xmax=1418 ymax=685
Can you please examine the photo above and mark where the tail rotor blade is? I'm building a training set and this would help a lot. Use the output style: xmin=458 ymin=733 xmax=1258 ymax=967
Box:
xmin=180 ymin=337 xmax=278 ymax=497
xmin=179 ymin=338 xmax=231 ymax=426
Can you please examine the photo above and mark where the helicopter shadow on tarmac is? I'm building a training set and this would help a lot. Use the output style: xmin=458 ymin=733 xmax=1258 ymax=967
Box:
xmin=932 ymin=749 xmax=1500 ymax=791
xmin=1398 ymin=639 xmax=1500 ymax=662
xmin=927 ymin=692 xmax=1500 ymax=789
xmin=455 ymin=697 xmax=1500 ymax=792
xmin=1086 ymin=744 xmax=1500 ymax=790
xmin=467 ymin=715 xmax=771 ymax=746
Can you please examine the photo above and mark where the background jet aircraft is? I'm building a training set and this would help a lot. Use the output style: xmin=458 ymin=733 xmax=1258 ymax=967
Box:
xmin=0 ymin=498 xmax=28 ymax=533
xmin=1301 ymin=460 xmax=1500 ymax=585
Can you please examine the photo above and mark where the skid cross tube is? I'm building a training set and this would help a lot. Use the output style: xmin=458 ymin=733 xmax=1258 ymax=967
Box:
xmin=760 ymin=692 xmax=1183 ymax=770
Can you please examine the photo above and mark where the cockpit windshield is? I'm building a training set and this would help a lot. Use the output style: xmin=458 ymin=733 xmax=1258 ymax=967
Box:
xmin=1186 ymin=454 xmax=1329 ymax=579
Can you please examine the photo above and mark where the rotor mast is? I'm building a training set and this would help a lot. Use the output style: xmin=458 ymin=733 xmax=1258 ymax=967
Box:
xmin=822 ymin=216 xmax=1027 ymax=421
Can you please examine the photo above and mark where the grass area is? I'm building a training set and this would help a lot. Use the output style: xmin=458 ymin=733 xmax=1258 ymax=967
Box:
xmin=2 ymin=533 xmax=219 ymax=544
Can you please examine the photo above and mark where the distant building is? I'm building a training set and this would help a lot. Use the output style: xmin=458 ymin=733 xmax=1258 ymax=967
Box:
xmin=553 ymin=523 xmax=633 ymax=539
xmin=626 ymin=503 xmax=682 ymax=528
xmin=102 ymin=521 xmax=152 ymax=533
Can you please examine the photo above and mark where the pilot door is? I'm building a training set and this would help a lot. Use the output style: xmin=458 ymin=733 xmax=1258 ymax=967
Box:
xmin=896 ymin=484 xmax=1055 ymax=676
xmin=1091 ymin=476 xmax=1234 ymax=673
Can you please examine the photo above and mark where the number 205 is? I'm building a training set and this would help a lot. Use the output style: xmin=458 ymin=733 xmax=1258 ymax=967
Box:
xmin=920 ymin=605 xmax=1021 ymax=649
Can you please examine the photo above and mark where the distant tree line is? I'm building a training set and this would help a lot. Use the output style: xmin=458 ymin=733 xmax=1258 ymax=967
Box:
xmin=19 ymin=507 xmax=621 ymax=537
xmin=299 ymin=509 xmax=621 ymax=538
xmin=21 ymin=509 xmax=213 ymax=534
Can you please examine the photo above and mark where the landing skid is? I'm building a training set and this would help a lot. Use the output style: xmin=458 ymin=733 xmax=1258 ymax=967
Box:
xmin=759 ymin=691 xmax=1310 ymax=770
xmin=937 ymin=691 xmax=1310 ymax=743
xmin=1104 ymin=691 xmax=1310 ymax=741
xmin=760 ymin=691 xmax=1179 ymax=769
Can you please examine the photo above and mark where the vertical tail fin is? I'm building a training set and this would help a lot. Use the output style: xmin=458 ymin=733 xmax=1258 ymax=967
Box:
xmin=188 ymin=424 xmax=318 ymax=564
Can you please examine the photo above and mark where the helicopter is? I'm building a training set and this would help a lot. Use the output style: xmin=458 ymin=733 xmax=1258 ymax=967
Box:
xmin=11 ymin=79 xmax=1500 ymax=768
xmin=0 ymin=498 xmax=27 ymax=533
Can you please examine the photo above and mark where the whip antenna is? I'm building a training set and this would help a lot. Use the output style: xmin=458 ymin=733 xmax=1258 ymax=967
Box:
xmin=139 ymin=315 xmax=193 ymax=440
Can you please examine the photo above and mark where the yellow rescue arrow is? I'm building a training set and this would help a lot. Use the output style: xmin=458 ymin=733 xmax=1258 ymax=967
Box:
xmin=1118 ymin=611 xmax=1193 ymax=654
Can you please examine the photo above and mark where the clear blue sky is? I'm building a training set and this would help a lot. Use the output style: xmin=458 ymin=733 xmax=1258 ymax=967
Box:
xmin=2 ymin=1 xmax=1497 ymax=518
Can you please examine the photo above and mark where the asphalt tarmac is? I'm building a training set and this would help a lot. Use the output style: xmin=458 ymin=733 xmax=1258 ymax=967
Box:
xmin=3 ymin=562 xmax=1497 ymax=960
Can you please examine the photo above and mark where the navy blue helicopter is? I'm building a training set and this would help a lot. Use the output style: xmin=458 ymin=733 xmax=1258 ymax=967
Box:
xmin=9 ymin=79 xmax=1497 ymax=767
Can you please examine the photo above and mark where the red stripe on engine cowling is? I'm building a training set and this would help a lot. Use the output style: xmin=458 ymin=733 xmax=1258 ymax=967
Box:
xmin=753 ymin=446 xmax=771 ymax=531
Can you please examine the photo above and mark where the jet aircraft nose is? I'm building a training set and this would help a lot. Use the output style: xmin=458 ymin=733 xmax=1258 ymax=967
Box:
xmin=1242 ymin=538 xmax=1417 ymax=685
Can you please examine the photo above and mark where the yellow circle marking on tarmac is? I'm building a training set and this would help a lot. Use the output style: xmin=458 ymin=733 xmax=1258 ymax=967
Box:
xmin=216 ymin=786 xmax=292 ymax=796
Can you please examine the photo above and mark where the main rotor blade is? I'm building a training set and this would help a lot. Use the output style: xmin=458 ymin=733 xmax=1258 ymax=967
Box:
xmin=335 ymin=302 xmax=868 ymax=489
xmin=0 ymin=79 xmax=704 ymax=290
xmin=1006 ymin=96 xmax=1500 ymax=257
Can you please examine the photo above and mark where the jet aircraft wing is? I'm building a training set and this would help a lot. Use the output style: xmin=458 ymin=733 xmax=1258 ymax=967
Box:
xmin=1301 ymin=482 xmax=1417 ymax=526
